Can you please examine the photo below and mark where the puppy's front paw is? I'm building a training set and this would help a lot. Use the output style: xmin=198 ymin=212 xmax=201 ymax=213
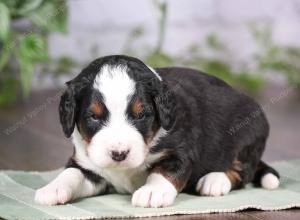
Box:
xmin=196 ymin=172 xmax=231 ymax=197
xmin=35 ymin=182 xmax=73 ymax=206
xmin=132 ymin=184 xmax=177 ymax=208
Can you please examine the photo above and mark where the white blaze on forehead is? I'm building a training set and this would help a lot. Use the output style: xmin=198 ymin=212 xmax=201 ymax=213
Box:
xmin=93 ymin=65 xmax=136 ymax=111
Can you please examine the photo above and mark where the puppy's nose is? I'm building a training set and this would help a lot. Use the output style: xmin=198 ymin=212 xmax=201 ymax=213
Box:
xmin=110 ymin=150 xmax=130 ymax=162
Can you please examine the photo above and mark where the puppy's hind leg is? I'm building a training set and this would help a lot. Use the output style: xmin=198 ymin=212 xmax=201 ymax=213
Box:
xmin=252 ymin=160 xmax=280 ymax=190
xmin=196 ymin=160 xmax=242 ymax=196
xmin=35 ymin=168 xmax=107 ymax=205
xmin=196 ymin=138 xmax=279 ymax=197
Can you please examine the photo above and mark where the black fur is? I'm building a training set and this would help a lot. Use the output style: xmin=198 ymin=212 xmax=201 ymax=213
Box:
xmin=59 ymin=78 xmax=91 ymax=137
xmin=59 ymin=85 xmax=77 ymax=138
xmin=65 ymin=157 xmax=116 ymax=194
xmin=153 ymin=67 xmax=277 ymax=193
xmin=153 ymin=82 xmax=176 ymax=130
xmin=66 ymin=157 xmax=104 ymax=184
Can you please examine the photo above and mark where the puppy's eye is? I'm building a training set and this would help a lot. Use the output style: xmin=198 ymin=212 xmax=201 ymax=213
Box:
xmin=136 ymin=111 xmax=146 ymax=120
xmin=91 ymin=113 xmax=100 ymax=121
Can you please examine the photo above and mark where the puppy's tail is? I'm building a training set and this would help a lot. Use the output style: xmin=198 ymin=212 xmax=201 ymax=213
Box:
xmin=252 ymin=160 xmax=280 ymax=190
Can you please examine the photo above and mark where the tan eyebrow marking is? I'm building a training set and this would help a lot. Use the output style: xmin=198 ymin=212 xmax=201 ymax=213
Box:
xmin=132 ymin=99 xmax=143 ymax=116
xmin=90 ymin=101 xmax=103 ymax=116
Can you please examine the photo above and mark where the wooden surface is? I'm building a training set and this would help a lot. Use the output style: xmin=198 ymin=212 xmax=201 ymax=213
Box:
xmin=0 ymin=86 xmax=300 ymax=220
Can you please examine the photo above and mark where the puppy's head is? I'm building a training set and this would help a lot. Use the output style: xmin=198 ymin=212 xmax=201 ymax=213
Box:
xmin=59 ymin=55 xmax=176 ymax=169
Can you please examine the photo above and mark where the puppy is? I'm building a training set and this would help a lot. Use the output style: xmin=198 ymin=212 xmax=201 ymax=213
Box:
xmin=35 ymin=55 xmax=280 ymax=208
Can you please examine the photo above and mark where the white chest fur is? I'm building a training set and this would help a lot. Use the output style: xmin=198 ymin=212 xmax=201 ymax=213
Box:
xmin=96 ymin=151 xmax=166 ymax=194
xmin=100 ymin=166 xmax=148 ymax=194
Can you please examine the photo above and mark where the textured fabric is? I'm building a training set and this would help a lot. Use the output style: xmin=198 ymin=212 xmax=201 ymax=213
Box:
xmin=0 ymin=160 xmax=300 ymax=220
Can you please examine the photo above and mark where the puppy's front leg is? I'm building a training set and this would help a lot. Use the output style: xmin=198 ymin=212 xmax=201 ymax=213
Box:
xmin=132 ymin=158 xmax=191 ymax=208
xmin=35 ymin=168 xmax=106 ymax=205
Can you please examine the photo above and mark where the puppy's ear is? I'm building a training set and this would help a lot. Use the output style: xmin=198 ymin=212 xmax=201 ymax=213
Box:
xmin=59 ymin=83 xmax=77 ymax=138
xmin=154 ymin=81 xmax=176 ymax=131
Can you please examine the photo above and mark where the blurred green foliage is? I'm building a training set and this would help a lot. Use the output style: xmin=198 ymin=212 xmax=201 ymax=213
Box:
xmin=251 ymin=24 xmax=300 ymax=88
xmin=0 ymin=0 xmax=67 ymax=106
xmin=124 ymin=0 xmax=300 ymax=94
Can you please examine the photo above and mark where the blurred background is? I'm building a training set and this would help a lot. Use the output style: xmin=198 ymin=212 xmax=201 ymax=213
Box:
xmin=0 ymin=0 xmax=300 ymax=171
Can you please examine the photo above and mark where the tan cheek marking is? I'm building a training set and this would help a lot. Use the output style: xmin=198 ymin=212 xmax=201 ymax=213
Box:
xmin=91 ymin=102 xmax=103 ymax=117
xmin=79 ymin=123 xmax=91 ymax=144
xmin=145 ymin=121 xmax=160 ymax=145
xmin=145 ymin=133 xmax=155 ymax=145
xmin=81 ymin=132 xmax=91 ymax=144
xmin=132 ymin=99 xmax=143 ymax=116
xmin=225 ymin=159 xmax=242 ymax=188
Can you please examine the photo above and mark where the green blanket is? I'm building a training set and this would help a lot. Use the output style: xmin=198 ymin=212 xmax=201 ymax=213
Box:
xmin=0 ymin=160 xmax=300 ymax=220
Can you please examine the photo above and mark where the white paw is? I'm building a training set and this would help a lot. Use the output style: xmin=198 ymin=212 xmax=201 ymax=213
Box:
xmin=196 ymin=172 xmax=231 ymax=197
xmin=132 ymin=184 xmax=177 ymax=208
xmin=35 ymin=182 xmax=73 ymax=206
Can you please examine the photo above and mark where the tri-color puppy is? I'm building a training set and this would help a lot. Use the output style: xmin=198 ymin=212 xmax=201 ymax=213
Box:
xmin=35 ymin=55 xmax=280 ymax=208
